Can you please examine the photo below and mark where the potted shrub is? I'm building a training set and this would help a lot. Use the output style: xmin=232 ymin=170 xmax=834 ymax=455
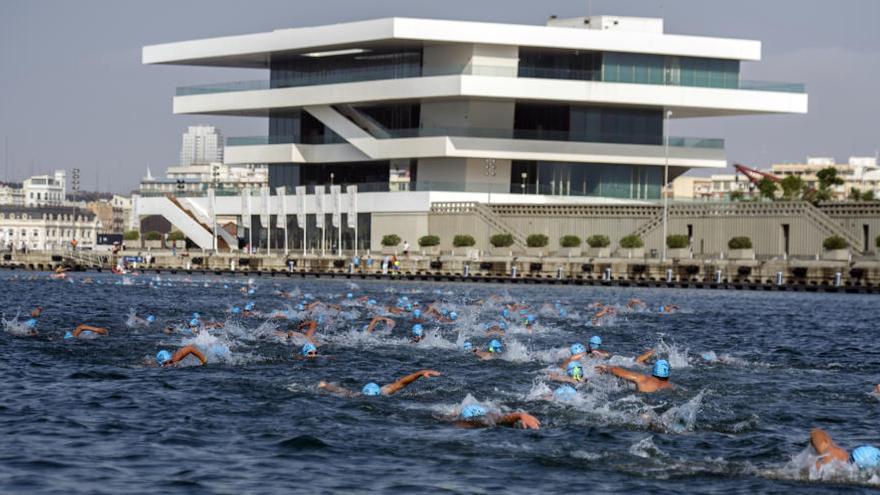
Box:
xmin=166 ymin=230 xmax=186 ymax=250
xmin=618 ymin=234 xmax=645 ymax=258
xmin=822 ymin=235 xmax=849 ymax=261
xmin=144 ymin=230 xmax=164 ymax=249
xmin=586 ymin=234 xmax=611 ymax=258
xmin=123 ymin=230 xmax=139 ymax=249
xmin=489 ymin=233 xmax=515 ymax=257
xmin=418 ymin=235 xmax=440 ymax=255
xmin=666 ymin=234 xmax=691 ymax=259
xmin=727 ymin=236 xmax=754 ymax=260
xmin=526 ymin=234 xmax=549 ymax=257
xmin=557 ymin=235 xmax=582 ymax=257
xmin=381 ymin=234 xmax=401 ymax=255
xmin=452 ymin=234 xmax=478 ymax=257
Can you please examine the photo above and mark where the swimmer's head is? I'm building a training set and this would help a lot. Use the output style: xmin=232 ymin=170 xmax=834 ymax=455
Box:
xmin=231 ymin=307 xmax=241 ymax=314
xmin=462 ymin=341 xmax=473 ymax=351
xmin=701 ymin=351 xmax=718 ymax=362
xmin=413 ymin=309 xmax=421 ymax=319
xmin=526 ymin=314 xmax=536 ymax=325
xmin=502 ymin=309 xmax=510 ymax=319
xmin=460 ymin=404 xmax=487 ymax=420
xmin=301 ymin=342 xmax=317 ymax=357
xmin=449 ymin=311 xmax=458 ymax=321
xmin=25 ymin=318 xmax=37 ymax=329
xmin=362 ymin=382 xmax=381 ymax=396
xmin=346 ymin=293 xmax=353 ymax=299
xmin=440 ymin=309 xmax=449 ymax=317
xmin=652 ymin=359 xmax=670 ymax=379
xmin=245 ymin=302 xmax=255 ymax=311
xmin=589 ymin=335 xmax=602 ymax=350
xmin=156 ymin=350 xmax=172 ymax=365
xmin=192 ymin=312 xmax=200 ymax=319
xmin=367 ymin=299 xmax=376 ymax=306
xmin=146 ymin=315 xmax=156 ymax=323
xmin=247 ymin=288 xmax=255 ymax=295
xmin=566 ymin=361 xmax=584 ymax=381
xmin=296 ymin=303 xmax=305 ymax=311
xmin=189 ymin=318 xmax=200 ymax=327
xmin=405 ymin=303 xmax=413 ymax=312
xmin=570 ymin=343 xmax=586 ymax=356
xmin=554 ymin=385 xmax=577 ymax=401
xmin=488 ymin=339 xmax=503 ymax=353
xmin=499 ymin=321 xmax=508 ymax=330
xmin=851 ymin=446 xmax=880 ymax=469
xmin=412 ymin=324 xmax=424 ymax=338
xmin=63 ymin=331 xmax=73 ymax=339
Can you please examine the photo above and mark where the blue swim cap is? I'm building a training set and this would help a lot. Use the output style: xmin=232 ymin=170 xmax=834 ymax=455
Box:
xmin=245 ymin=302 xmax=255 ymax=311
xmin=449 ymin=311 xmax=458 ymax=320
xmin=502 ymin=309 xmax=510 ymax=319
xmin=405 ymin=303 xmax=413 ymax=312
xmin=231 ymin=307 xmax=241 ymax=314
xmin=852 ymin=446 xmax=880 ymax=469
xmin=156 ymin=350 xmax=172 ymax=365
xmin=499 ymin=321 xmax=508 ymax=330
xmin=570 ymin=343 xmax=586 ymax=355
xmin=345 ymin=292 xmax=353 ymax=299
xmin=192 ymin=312 xmax=200 ymax=319
xmin=25 ymin=318 xmax=37 ymax=328
xmin=463 ymin=341 xmax=473 ymax=351
xmin=401 ymin=296 xmax=409 ymax=301
xmin=247 ymin=288 xmax=255 ymax=295
xmin=301 ymin=343 xmax=317 ymax=356
xmin=658 ymin=306 xmax=665 ymax=313
xmin=296 ymin=303 xmax=305 ymax=311
xmin=362 ymin=382 xmax=381 ymax=396
xmin=189 ymin=318 xmax=200 ymax=327
xmin=554 ymin=385 xmax=577 ymax=401
xmin=412 ymin=324 xmax=424 ymax=337
xmin=652 ymin=359 xmax=670 ymax=378
xmin=589 ymin=335 xmax=602 ymax=349
xmin=567 ymin=361 xmax=584 ymax=381
xmin=367 ymin=299 xmax=376 ymax=306
xmin=488 ymin=339 xmax=503 ymax=353
xmin=440 ymin=309 xmax=449 ymax=316
xmin=146 ymin=315 xmax=156 ymax=323
xmin=701 ymin=351 xmax=718 ymax=362
xmin=64 ymin=331 xmax=73 ymax=339
xmin=413 ymin=309 xmax=421 ymax=319
xmin=526 ymin=314 xmax=536 ymax=324
xmin=461 ymin=404 xmax=487 ymax=419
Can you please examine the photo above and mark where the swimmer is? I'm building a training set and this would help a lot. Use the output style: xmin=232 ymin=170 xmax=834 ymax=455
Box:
xmin=548 ymin=361 xmax=586 ymax=385
xmin=365 ymin=316 xmax=396 ymax=333
xmin=473 ymin=339 xmax=503 ymax=360
xmin=592 ymin=305 xmax=616 ymax=325
xmin=450 ymin=404 xmax=540 ymax=430
xmin=154 ymin=345 xmax=208 ymax=367
xmin=411 ymin=324 xmax=424 ymax=343
xmin=658 ymin=304 xmax=679 ymax=314
xmin=30 ymin=306 xmax=43 ymax=318
xmin=810 ymin=428 xmax=880 ymax=470
xmin=128 ymin=313 xmax=156 ymax=327
xmin=301 ymin=342 xmax=318 ymax=359
xmin=627 ymin=298 xmax=646 ymax=310
xmin=485 ymin=322 xmax=506 ymax=337
xmin=318 ymin=369 xmax=441 ymax=397
xmin=596 ymin=359 xmax=673 ymax=393
xmin=875 ymin=384 xmax=880 ymax=394
xmin=65 ymin=324 xmax=109 ymax=339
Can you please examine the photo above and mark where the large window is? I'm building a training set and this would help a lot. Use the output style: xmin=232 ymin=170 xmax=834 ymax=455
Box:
xmin=246 ymin=213 xmax=370 ymax=252
xmin=511 ymin=161 xmax=661 ymax=199
xmin=514 ymin=103 xmax=662 ymax=145
xmin=268 ymin=109 xmax=344 ymax=145
xmin=603 ymin=52 xmax=739 ymax=89
xmin=518 ymin=47 xmax=601 ymax=81
xmin=268 ymin=162 xmax=391 ymax=192
xmin=269 ymin=49 xmax=422 ymax=89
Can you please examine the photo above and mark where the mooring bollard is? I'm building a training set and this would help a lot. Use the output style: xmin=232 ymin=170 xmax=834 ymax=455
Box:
xmin=834 ymin=272 xmax=842 ymax=287
xmin=511 ymin=266 xmax=517 ymax=278
xmin=603 ymin=267 xmax=611 ymax=281
xmin=288 ymin=260 xmax=294 ymax=273
xmin=715 ymin=269 xmax=722 ymax=284
xmin=776 ymin=271 xmax=783 ymax=286
xmin=463 ymin=264 xmax=470 ymax=277
xmin=348 ymin=263 xmax=354 ymax=274
xmin=231 ymin=260 xmax=236 ymax=271
xmin=556 ymin=266 xmax=563 ymax=279
xmin=666 ymin=268 xmax=673 ymax=283
xmin=186 ymin=262 xmax=192 ymax=270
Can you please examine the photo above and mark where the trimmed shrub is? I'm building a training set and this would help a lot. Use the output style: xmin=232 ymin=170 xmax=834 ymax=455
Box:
xmin=418 ymin=235 xmax=440 ymax=247
xmin=666 ymin=234 xmax=689 ymax=249
xmin=453 ymin=235 xmax=476 ymax=247
xmin=559 ymin=235 xmax=582 ymax=248
xmin=619 ymin=234 xmax=644 ymax=249
xmin=526 ymin=234 xmax=549 ymax=248
xmin=822 ymin=235 xmax=849 ymax=250
xmin=167 ymin=231 xmax=186 ymax=241
xmin=586 ymin=235 xmax=610 ymax=248
xmin=123 ymin=230 xmax=140 ymax=241
xmin=728 ymin=237 xmax=753 ymax=249
xmin=490 ymin=233 xmax=514 ymax=248
xmin=381 ymin=234 xmax=401 ymax=247
xmin=144 ymin=231 xmax=162 ymax=241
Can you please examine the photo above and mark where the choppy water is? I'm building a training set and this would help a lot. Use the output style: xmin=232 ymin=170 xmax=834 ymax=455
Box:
xmin=1 ymin=271 xmax=879 ymax=494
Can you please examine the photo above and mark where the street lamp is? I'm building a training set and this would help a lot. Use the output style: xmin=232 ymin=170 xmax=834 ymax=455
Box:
xmin=661 ymin=110 xmax=672 ymax=262
xmin=521 ymin=172 xmax=527 ymax=194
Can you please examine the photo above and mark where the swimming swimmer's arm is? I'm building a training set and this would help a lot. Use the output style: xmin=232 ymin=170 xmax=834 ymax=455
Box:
xmin=299 ymin=320 xmax=318 ymax=339
xmin=317 ymin=381 xmax=358 ymax=398
xmin=170 ymin=345 xmax=207 ymax=365
xmin=810 ymin=428 xmax=849 ymax=466
xmin=559 ymin=353 xmax=586 ymax=369
xmin=494 ymin=412 xmax=541 ymax=430
xmin=474 ymin=350 xmax=494 ymax=360
xmin=366 ymin=317 xmax=394 ymax=333
xmin=381 ymin=369 xmax=441 ymax=395
xmin=597 ymin=365 xmax=645 ymax=385
xmin=485 ymin=326 xmax=505 ymax=337
xmin=635 ymin=349 xmax=655 ymax=364
xmin=72 ymin=324 xmax=108 ymax=337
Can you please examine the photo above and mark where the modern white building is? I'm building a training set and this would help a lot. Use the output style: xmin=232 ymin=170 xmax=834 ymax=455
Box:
xmin=139 ymin=15 xmax=808 ymax=251
xmin=179 ymin=125 xmax=224 ymax=166
xmin=0 ymin=171 xmax=67 ymax=207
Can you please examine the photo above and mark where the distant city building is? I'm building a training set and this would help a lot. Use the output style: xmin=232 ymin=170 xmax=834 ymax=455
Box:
xmin=0 ymin=205 xmax=100 ymax=251
xmin=180 ymin=125 xmax=224 ymax=166
xmin=0 ymin=171 xmax=67 ymax=207
xmin=770 ymin=156 xmax=879 ymax=199
xmin=668 ymin=172 xmax=749 ymax=199
xmin=0 ymin=182 xmax=22 ymax=206
xmin=86 ymin=194 xmax=132 ymax=234
xmin=138 ymin=163 xmax=268 ymax=195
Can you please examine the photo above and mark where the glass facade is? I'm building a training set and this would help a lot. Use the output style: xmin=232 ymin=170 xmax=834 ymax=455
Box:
xmin=269 ymin=49 xmax=422 ymax=89
xmin=268 ymin=161 xmax=391 ymax=192
xmin=246 ymin=213 xmax=371 ymax=252
xmin=268 ymin=109 xmax=344 ymax=145
xmin=518 ymin=47 xmax=602 ymax=81
xmin=603 ymin=52 xmax=740 ymax=89
xmin=355 ymin=103 xmax=421 ymax=131
xmin=510 ymin=161 xmax=662 ymax=199
xmin=514 ymin=103 xmax=662 ymax=145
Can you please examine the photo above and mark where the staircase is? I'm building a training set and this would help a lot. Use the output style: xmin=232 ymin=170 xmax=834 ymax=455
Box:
xmin=156 ymin=195 xmax=217 ymax=250
xmin=802 ymin=202 xmax=862 ymax=251
xmin=431 ymin=202 xmax=529 ymax=250
xmin=335 ymin=105 xmax=392 ymax=138
xmin=178 ymin=197 xmax=238 ymax=250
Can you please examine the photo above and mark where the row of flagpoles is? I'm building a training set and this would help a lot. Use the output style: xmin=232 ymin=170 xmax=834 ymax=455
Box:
xmin=218 ymin=184 xmax=358 ymax=257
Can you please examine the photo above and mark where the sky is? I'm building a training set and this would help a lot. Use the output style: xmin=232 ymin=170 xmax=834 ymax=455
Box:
xmin=1 ymin=0 xmax=878 ymax=193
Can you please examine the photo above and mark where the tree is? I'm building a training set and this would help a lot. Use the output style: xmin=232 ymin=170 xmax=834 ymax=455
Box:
xmin=780 ymin=175 xmax=805 ymax=200
xmin=756 ymin=177 xmax=778 ymax=200
xmin=814 ymin=167 xmax=844 ymax=202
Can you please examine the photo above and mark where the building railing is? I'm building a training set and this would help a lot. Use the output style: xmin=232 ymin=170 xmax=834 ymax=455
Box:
xmin=177 ymin=64 xmax=805 ymax=96
xmin=227 ymin=130 xmax=724 ymax=149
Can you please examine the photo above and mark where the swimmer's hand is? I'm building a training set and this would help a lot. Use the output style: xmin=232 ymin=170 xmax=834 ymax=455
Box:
xmin=516 ymin=413 xmax=541 ymax=430
xmin=419 ymin=370 xmax=441 ymax=378
xmin=595 ymin=365 xmax=609 ymax=374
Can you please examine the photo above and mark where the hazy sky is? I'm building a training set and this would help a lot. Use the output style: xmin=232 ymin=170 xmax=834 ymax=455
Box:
xmin=1 ymin=0 xmax=878 ymax=193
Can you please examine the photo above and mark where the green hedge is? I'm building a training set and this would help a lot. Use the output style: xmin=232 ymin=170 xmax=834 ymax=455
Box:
xmin=381 ymin=234 xmax=401 ymax=247
xmin=167 ymin=231 xmax=186 ymax=241
xmin=418 ymin=235 xmax=440 ymax=247
xmin=823 ymin=235 xmax=849 ymax=250
xmin=586 ymin=235 xmax=610 ymax=248
xmin=728 ymin=236 xmax=753 ymax=249
xmin=490 ymin=233 xmax=514 ymax=248
xmin=526 ymin=234 xmax=548 ymax=248
xmin=453 ymin=235 xmax=476 ymax=247
xmin=123 ymin=230 xmax=139 ymax=241
xmin=619 ymin=234 xmax=644 ymax=249
xmin=559 ymin=235 xmax=582 ymax=248
xmin=144 ymin=231 xmax=162 ymax=241
xmin=666 ymin=234 xmax=689 ymax=249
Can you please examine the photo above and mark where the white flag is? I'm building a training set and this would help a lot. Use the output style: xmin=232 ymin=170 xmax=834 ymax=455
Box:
xmin=314 ymin=185 xmax=325 ymax=229
xmin=346 ymin=185 xmax=357 ymax=228
xmin=241 ymin=188 xmax=251 ymax=229
xmin=260 ymin=186 xmax=270 ymax=227
xmin=129 ymin=194 xmax=140 ymax=230
xmin=275 ymin=186 xmax=287 ymax=229
xmin=330 ymin=185 xmax=341 ymax=228
xmin=206 ymin=188 xmax=215 ymax=222
xmin=295 ymin=185 xmax=306 ymax=228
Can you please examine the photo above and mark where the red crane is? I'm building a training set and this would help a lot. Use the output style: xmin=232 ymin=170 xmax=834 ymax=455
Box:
xmin=733 ymin=163 xmax=781 ymax=184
